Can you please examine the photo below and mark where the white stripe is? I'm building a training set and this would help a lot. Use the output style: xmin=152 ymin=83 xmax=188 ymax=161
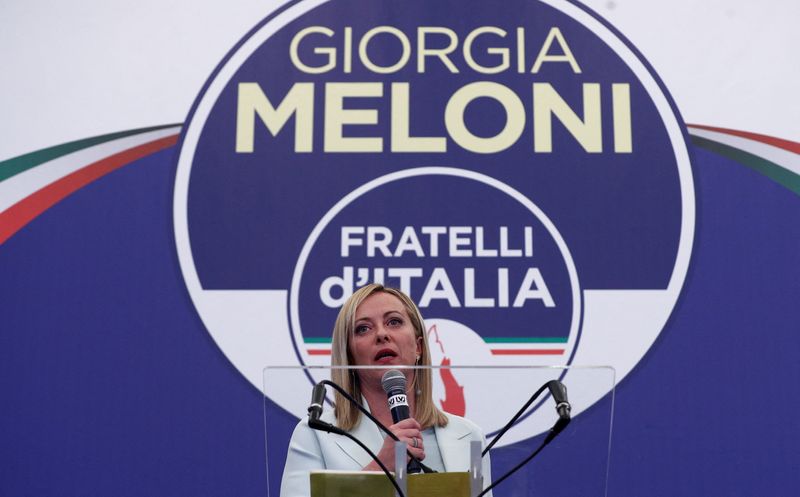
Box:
xmin=0 ymin=127 xmax=180 ymax=213
xmin=688 ymin=127 xmax=800 ymax=176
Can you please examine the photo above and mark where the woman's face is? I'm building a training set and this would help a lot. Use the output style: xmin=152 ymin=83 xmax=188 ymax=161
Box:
xmin=349 ymin=291 xmax=422 ymax=381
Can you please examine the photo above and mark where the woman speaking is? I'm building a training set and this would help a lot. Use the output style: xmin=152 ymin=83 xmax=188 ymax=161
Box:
xmin=280 ymin=284 xmax=491 ymax=496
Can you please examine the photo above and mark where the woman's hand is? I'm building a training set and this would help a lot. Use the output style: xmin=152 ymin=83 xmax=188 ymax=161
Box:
xmin=363 ymin=418 xmax=425 ymax=471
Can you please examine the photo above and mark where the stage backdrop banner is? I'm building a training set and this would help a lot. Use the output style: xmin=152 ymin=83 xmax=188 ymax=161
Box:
xmin=174 ymin=0 xmax=693 ymax=446
xmin=1 ymin=1 xmax=798 ymax=496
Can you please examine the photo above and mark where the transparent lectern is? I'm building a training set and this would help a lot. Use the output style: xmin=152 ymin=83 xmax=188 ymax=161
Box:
xmin=263 ymin=366 xmax=614 ymax=497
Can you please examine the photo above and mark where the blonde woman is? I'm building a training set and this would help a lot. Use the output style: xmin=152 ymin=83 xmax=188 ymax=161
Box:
xmin=280 ymin=284 xmax=492 ymax=496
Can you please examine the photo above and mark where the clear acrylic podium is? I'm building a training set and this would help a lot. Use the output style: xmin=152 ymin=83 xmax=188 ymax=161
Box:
xmin=263 ymin=366 xmax=614 ymax=497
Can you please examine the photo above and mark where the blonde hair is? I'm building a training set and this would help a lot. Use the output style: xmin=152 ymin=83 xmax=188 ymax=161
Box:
xmin=330 ymin=284 xmax=448 ymax=431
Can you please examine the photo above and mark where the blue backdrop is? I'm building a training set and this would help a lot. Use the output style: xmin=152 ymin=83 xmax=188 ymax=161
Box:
xmin=2 ymin=141 xmax=798 ymax=495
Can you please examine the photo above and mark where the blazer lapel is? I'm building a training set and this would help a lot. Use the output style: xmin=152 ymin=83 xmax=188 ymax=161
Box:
xmin=331 ymin=404 xmax=384 ymax=469
xmin=435 ymin=418 xmax=473 ymax=472
xmin=327 ymin=408 xmax=475 ymax=472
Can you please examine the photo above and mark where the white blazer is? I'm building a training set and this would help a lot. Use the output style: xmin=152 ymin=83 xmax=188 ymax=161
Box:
xmin=280 ymin=409 xmax=493 ymax=497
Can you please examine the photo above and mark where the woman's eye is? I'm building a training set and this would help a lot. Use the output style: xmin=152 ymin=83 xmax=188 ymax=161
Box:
xmin=354 ymin=324 xmax=370 ymax=334
xmin=388 ymin=318 xmax=402 ymax=326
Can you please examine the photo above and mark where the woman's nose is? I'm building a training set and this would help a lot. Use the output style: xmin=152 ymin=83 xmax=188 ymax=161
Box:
xmin=375 ymin=326 xmax=390 ymax=342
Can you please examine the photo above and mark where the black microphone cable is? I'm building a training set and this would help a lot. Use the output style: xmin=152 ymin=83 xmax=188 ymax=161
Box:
xmin=306 ymin=383 xmax=407 ymax=497
xmin=483 ymin=380 xmax=570 ymax=455
xmin=319 ymin=379 xmax=437 ymax=474
xmin=477 ymin=380 xmax=572 ymax=497
xmin=306 ymin=417 xmax=406 ymax=497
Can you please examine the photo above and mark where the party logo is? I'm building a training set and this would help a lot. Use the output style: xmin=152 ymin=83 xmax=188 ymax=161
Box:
xmin=174 ymin=0 xmax=694 ymax=444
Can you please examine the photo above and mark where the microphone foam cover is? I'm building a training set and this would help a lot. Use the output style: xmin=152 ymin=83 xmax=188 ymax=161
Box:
xmin=381 ymin=369 xmax=406 ymax=394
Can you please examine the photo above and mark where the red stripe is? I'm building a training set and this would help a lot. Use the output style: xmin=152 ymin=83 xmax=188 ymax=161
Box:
xmin=308 ymin=350 xmax=331 ymax=356
xmin=0 ymin=135 xmax=178 ymax=245
xmin=687 ymin=124 xmax=800 ymax=154
xmin=491 ymin=349 xmax=564 ymax=355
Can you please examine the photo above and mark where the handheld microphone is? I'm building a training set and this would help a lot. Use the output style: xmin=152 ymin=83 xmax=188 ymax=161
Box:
xmin=381 ymin=370 xmax=422 ymax=474
xmin=317 ymin=379 xmax=435 ymax=474
xmin=381 ymin=370 xmax=411 ymax=423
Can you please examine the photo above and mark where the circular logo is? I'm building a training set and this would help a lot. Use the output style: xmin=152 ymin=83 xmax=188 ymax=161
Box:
xmin=174 ymin=0 xmax=694 ymax=445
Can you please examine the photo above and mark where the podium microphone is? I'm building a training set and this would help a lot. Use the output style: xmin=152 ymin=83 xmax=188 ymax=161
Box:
xmin=477 ymin=379 xmax=572 ymax=497
xmin=545 ymin=380 xmax=571 ymax=444
xmin=381 ymin=370 xmax=423 ymax=474
xmin=308 ymin=382 xmax=326 ymax=422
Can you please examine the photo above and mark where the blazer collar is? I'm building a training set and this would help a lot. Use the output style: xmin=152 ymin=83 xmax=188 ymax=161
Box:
xmin=434 ymin=416 xmax=473 ymax=472
xmin=330 ymin=407 xmax=473 ymax=472
xmin=330 ymin=399 xmax=385 ymax=469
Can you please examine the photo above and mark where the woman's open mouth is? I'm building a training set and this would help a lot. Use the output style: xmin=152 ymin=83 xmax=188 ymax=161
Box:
xmin=374 ymin=348 xmax=398 ymax=363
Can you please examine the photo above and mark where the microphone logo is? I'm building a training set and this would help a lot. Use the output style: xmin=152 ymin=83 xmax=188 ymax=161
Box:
xmin=388 ymin=394 xmax=408 ymax=407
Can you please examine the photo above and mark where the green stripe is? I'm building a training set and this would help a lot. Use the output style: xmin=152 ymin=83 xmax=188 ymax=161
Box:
xmin=304 ymin=337 xmax=332 ymax=344
xmin=691 ymin=135 xmax=800 ymax=196
xmin=483 ymin=337 xmax=568 ymax=344
xmin=0 ymin=123 xmax=181 ymax=183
